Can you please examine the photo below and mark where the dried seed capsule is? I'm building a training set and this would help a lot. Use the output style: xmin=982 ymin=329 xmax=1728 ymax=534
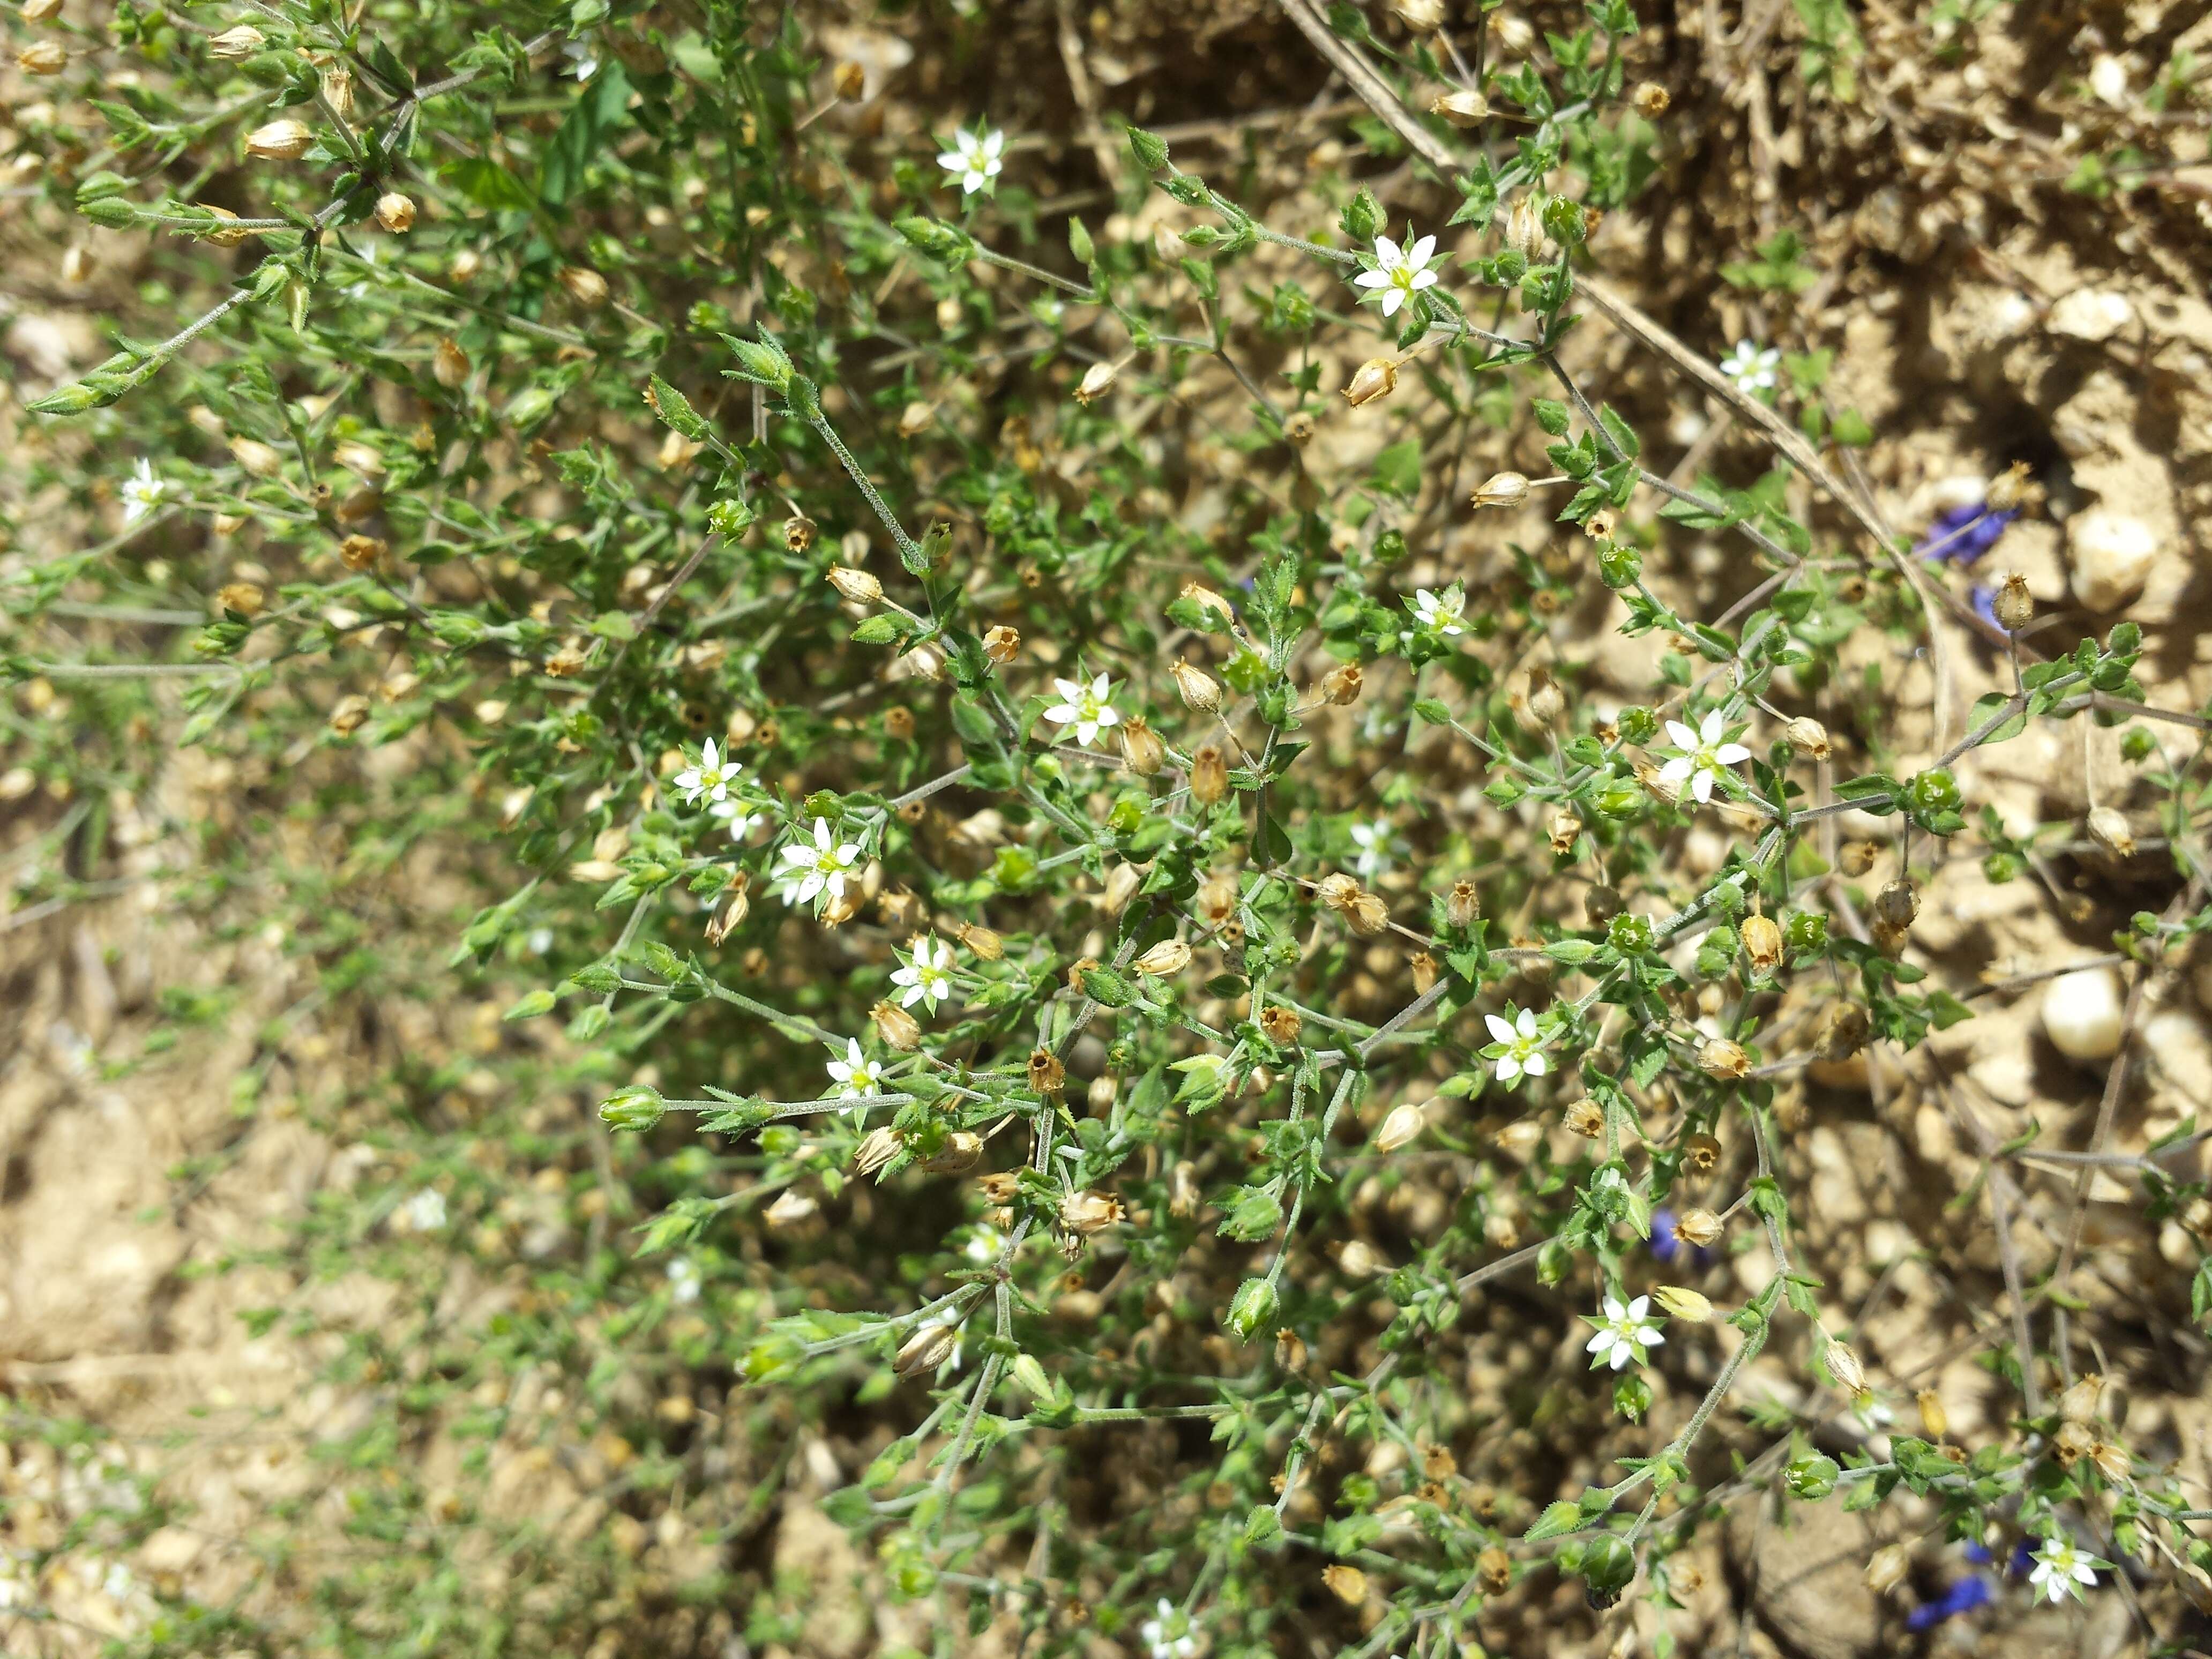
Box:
xmin=1189 ymin=745 xmax=1228 ymax=806
xmin=1503 ymin=196 xmax=1544 ymax=259
xmin=1134 ymin=939 xmax=1192 ymax=977
xmin=1445 ymin=878 xmax=1481 ymax=929
xmin=245 ymin=118 xmax=314 ymax=159
xmin=958 ymin=922 xmax=1002 ymax=961
xmin=1322 ymin=1564 xmax=1368 ymax=1605
xmin=1673 ymin=1207 xmax=1723 ymax=1247
xmin=1341 ymin=356 xmax=1399 ymax=408
xmin=1651 ymin=1286 xmax=1712 ymax=1321
xmin=339 ymin=534 xmax=386 ymax=571
xmin=1430 ymin=88 xmax=1490 ymax=126
xmin=1470 ymin=469 xmax=1529 ymax=509
xmin=209 ymin=25 xmax=266 ymax=57
xmin=871 ymin=999 xmax=920 ymax=1051
xmin=1697 ymin=1037 xmax=1750 ymax=1080
xmin=2087 ymin=806 xmax=2135 ymax=858
xmin=1864 ymin=1544 xmax=1909 ymax=1595
xmin=1348 ymin=891 xmax=1390 ymax=937
xmin=982 ymin=624 xmax=1020 ymax=664
xmin=1027 ymin=1047 xmax=1066 ymax=1096
xmin=1683 ymin=1132 xmax=1721 ymax=1172
xmin=1259 ymin=1005 xmax=1302 ymax=1045
xmin=764 ymin=1191 xmax=818 ymax=1228
xmin=1915 ymin=1389 xmax=1948 ymax=1440
xmin=1993 ymin=572 xmax=2034 ymax=632
xmin=1741 ymin=914 xmax=1783 ymax=973
xmin=1874 ymin=880 xmax=1918 ymax=930
xmin=1783 ymin=716 xmax=1830 ymax=759
xmin=1058 ymin=1190 xmax=1124 ymax=1235
xmin=1631 ymin=81 xmax=1670 ymax=117
xmin=1824 ymin=1339 xmax=1867 ymax=1394
xmin=1072 ymin=360 xmax=1117 ymax=404
xmin=1320 ymin=662 xmax=1363 ymax=706
xmin=558 ymin=265 xmax=610 ymax=308
xmin=922 ymin=1132 xmax=982 ymax=1175
xmin=1815 ymin=1002 xmax=1870 ymax=1059
xmin=1563 ymin=1098 xmax=1604 ymax=1139
xmin=1374 ymin=1100 xmax=1425 ymax=1152
xmin=851 ymin=1126 xmax=902 ymax=1177
xmin=1986 ymin=460 xmax=2033 ymax=513
xmin=895 ymin=1318 xmax=960 ymax=1376
xmin=432 ymin=338 xmax=470 ymax=389
xmin=1170 ymin=659 xmax=1221 ymax=712
xmin=1119 ymin=716 xmax=1164 ymax=776
xmin=17 ymin=40 xmax=67 ymax=73
xmin=374 ymin=192 xmax=416 ymax=233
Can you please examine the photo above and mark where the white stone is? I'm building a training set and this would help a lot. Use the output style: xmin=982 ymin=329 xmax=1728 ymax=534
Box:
xmin=2043 ymin=967 xmax=2125 ymax=1062
xmin=2048 ymin=287 xmax=2134 ymax=343
xmin=2068 ymin=508 xmax=2157 ymax=611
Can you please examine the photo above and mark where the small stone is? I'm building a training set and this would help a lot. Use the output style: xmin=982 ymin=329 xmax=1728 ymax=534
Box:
xmin=2067 ymin=509 xmax=2157 ymax=611
xmin=2043 ymin=967 xmax=2125 ymax=1063
xmin=2048 ymin=288 xmax=2133 ymax=343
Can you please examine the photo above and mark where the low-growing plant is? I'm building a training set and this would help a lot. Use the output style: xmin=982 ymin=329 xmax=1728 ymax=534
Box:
xmin=5 ymin=0 xmax=2211 ymax=1653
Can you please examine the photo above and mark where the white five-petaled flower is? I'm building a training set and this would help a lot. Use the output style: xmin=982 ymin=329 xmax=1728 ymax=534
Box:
xmin=1139 ymin=1598 xmax=1198 ymax=1659
xmin=778 ymin=817 xmax=862 ymax=907
xmin=1718 ymin=340 xmax=1781 ymax=394
xmin=1484 ymin=1005 xmax=1548 ymax=1084
xmin=1349 ymin=819 xmax=1399 ymax=879
xmin=401 ymin=1189 xmax=446 ymax=1232
xmin=2028 ymin=1532 xmax=2099 ymax=1604
xmin=890 ymin=935 xmax=957 ymax=1014
xmin=1352 ymin=230 xmax=1441 ymax=319
xmin=120 ymin=459 xmax=166 ymax=525
xmin=826 ymin=1038 xmax=886 ymax=1101
xmin=1657 ymin=709 xmax=1753 ymax=806
xmin=937 ymin=125 xmax=1005 ymax=195
xmin=711 ymin=798 xmax=762 ymax=843
xmin=562 ymin=40 xmax=598 ymax=80
xmin=1411 ymin=584 xmax=1467 ymax=637
xmin=667 ymin=1258 xmax=701 ymax=1304
xmin=1042 ymin=672 xmax=1120 ymax=746
xmin=1585 ymin=1295 xmax=1665 ymax=1370
xmin=672 ymin=737 xmax=738 ymax=806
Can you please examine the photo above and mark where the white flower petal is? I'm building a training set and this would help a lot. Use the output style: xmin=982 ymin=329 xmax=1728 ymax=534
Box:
xmin=1379 ymin=288 xmax=1403 ymax=317
xmin=1714 ymin=743 xmax=1752 ymax=765
xmin=1523 ymin=1052 xmax=1548 ymax=1077
xmin=1407 ymin=234 xmax=1436 ymax=268
xmin=1485 ymin=1014 xmax=1515 ymax=1044
xmin=1515 ymin=1007 xmax=1537 ymax=1037
xmin=1494 ymin=1055 xmax=1521 ymax=1083
xmin=1664 ymin=720 xmax=1699 ymax=751
xmin=1657 ymin=758 xmax=1693 ymax=784
xmin=1352 ymin=269 xmax=1392 ymax=289
xmin=1699 ymin=709 xmax=1724 ymax=744
xmin=1372 ymin=234 xmax=1402 ymax=267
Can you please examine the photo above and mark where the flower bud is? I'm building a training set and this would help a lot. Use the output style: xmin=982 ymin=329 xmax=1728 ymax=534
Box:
xmin=1697 ymin=1037 xmax=1750 ymax=1080
xmin=1134 ymin=938 xmax=1192 ymax=977
xmin=432 ymin=338 xmax=470 ymax=389
xmin=1823 ymin=1339 xmax=1867 ymax=1394
xmin=1027 ymin=1047 xmax=1066 ymax=1097
xmin=1430 ymin=88 xmax=1491 ymax=126
xmin=558 ymin=265 xmax=610 ymax=308
xmin=1741 ymin=914 xmax=1783 ymax=973
xmin=1673 ymin=1207 xmax=1723 ymax=1247
xmin=851 ymin=1125 xmax=902 ymax=1176
xmin=598 ymin=1085 xmax=666 ymax=1133
xmin=1783 ymin=716 xmax=1830 ymax=760
xmin=922 ymin=1132 xmax=983 ymax=1175
xmin=1992 ymin=572 xmax=2033 ymax=632
xmin=1119 ymin=716 xmax=1165 ymax=776
xmin=1374 ymin=1100 xmax=1425 ymax=1152
xmin=824 ymin=565 xmax=883 ymax=604
xmin=1341 ymin=356 xmax=1399 ymax=408
xmin=1563 ymin=1098 xmax=1604 ymax=1139
xmin=895 ymin=1317 xmax=960 ymax=1376
xmin=1059 ymin=1190 xmax=1124 ymax=1235
xmin=208 ymin=25 xmax=266 ymax=57
xmin=374 ymin=191 xmax=416 ymax=234
xmin=1815 ymin=1002 xmax=1870 ymax=1059
xmin=871 ymin=999 xmax=920 ymax=1051
xmin=1072 ymin=360 xmax=1117 ymax=404
xmin=2087 ymin=806 xmax=2135 ymax=858
xmin=1651 ymin=1286 xmax=1713 ymax=1322
xmin=1189 ymin=744 xmax=1227 ymax=806
xmin=16 ymin=40 xmax=66 ymax=74
xmin=1471 ymin=470 xmax=1529 ymax=509
xmin=245 ymin=118 xmax=314 ymax=160
xmin=1632 ymin=81 xmax=1670 ymax=117
xmin=1986 ymin=460 xmax=2033 ymax=513
xmin=1445 ymin=878 xmax=1481 ymax=929
xmin=1224 ymin=1277 xmax=1277 ymax=1341
xmin=1170 ymin=658 xmax=1221 ymax=712
xmin=1320 ymin=662 xmax=1363 ymax=706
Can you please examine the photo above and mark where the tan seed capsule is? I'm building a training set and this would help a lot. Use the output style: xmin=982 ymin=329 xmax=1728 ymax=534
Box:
xmin=1409 ymin=951 xmax=1438 ymax=993
xmin=1430 ymin=87 xmax=1491 ymax=126
xmin=200 ymin=204 xmax=248 ymax=246
xmin=1824 ymin=1339 xmax=1867 ymax=1394
xmin=1741 ymin=914 xmax=1783 ymax=973
xmin=1839 ymin=840 xmax=1879 ymax=877
xmin=1348 ymin=891 xmax=1390 ymax=937
xmin=1170 ymin=658 xmax=1221 ymax=712
xmin=1119 ymin=716 xmax=1165 ymax=776
xmin=1864 ymin=1544 xmax=1909 ymax=1595
xmin=923 ymin=1132 xmax=982 ymax=1175
xmin=21 ymin=0 xmax=61 ymax=20
xmin=958 ymin=922 xmax=1002 ymax=961
xmin=1391 ymin=0 xmax=1444 ymax=27
xmin=1524 ymin=666 xmax=1566 ymax=728
xmin=1993 ymin=572 xmax=2033 ymax=632
xmin=851 ymin=1125 xmax=902 ymax=1177
xmin=1101 ymin=863 xmax=1142 ymax=915
xmin=1783 ymin=716 xmax=1830 ymax=760
xmin=2058 ymin=1372 xmax=2104 ymax=1425
xmin=1503 ymin=196 xmax=1544 ymax=259
xmin=764 ymin=1191 xmax=818 ymax=1228
xmin=1445 ymin=878 xmax=1481 ymax=929
xmin=2087 ymin=806 xmax=2135 ymax=858
xmin=1275 ymin=1328 xmax=1306 ymax=1369
xmin=1374 ymin=1100 xmax=1425 ymax=1152
xmin=1058 ymin=1190 xmax=1124 ymax=1235
xmin=338 ymin=534 xmax=385 ymax=570
xmin=1259 ymin=1005 xmax=1302 ymax=1046
xmin=1915 ymin=1389 xmax=1948 ymax=1440
xmin=1027 ymin=1047 xmax=1066 ymax=1096
xmin=1478 ymin=1546 xmax=1512 ymax=1595
xmin=432 ymin=338 xmax=470 ymax=389
xmin=1318 ymin=873 xmax=1361 ymax=913
xmin=895 ymin=1318 xmax=960 ymax=1377
xmin=245 ymin=118 xmax=313 ymax=159
xmin=558 ymin=265 xmax=610 ymax=308
xmin=1470 ymin=469 xmax=1530 ymax=509
xmin=1816 ymin=1002 xmax=1871 ymax=1059
xmin=2053 ymin=1420 xmax=2094 ymax=1466
xmin=1986 ymin=460 xmax=2033 ymax=513
xmin=895 ymin=400 xmax=933 ymax=438
xmin=373 ymin=191 xmax=416 ymax=233
xmin=1547 ymin=809 xmax=1581 ymax=857
xmin=1322 ymin=1563 xmax=1368 ymax=1605
xmin=1697 ymin=1037 xmax=1750 ymax=1080
xmin=824 ymin=566 xmax=883 ymax=604
xmin=208 ymin=25 xmax=266 ymax=57
xmin=320 ymin=65 xmax=354 ymax=116
xmin=450 ymin=248 xmax=483 ymax=283
xmin=982 ymin=624 xmax=1020 ymax=665
xmin=1673 ymin=1207 xmax=1723 ymax=1247
xmin=16 ymin=40 xmax=67 ymax=74
xmin=705 ymin=877 xmax=750 ymax=944
xmin=1134 ymin=938 xmax=1192 ymax=977
xmin=1169 ymin=1160 xmax=1200 ymax=1218
xmin=1874 ymin=880 xmax=1918 ymax=930
xmin=1631 ymin=80 xmax=1670 ymax=117
xmin=1563 ymin=1098 xmax=1604 ymax=1139
xmin=1683 ymin=1132 xmax=1721 ymax=1173
xmin=328 ymin=693 xmax=371 ymax=734
xmin=1072 ymin=360 xmax=1117 ymax=404
xmin=229 ymin=436 xmax=283 ymax=477
xmin=1189 ymin=744 xmax=1227 ymax=806
xmin=1341 ymin=356 xmax=1399 ymax=408
xmin=216 ymin=582 xmax=265 ymax=617
xmin=1337 ymin=1240 xmax=1387 ymax=1278
xmin=871 ymin=999 xmax=920 ymax=1051
xmin=1320 ymin=662 xmax=1363 ymax=706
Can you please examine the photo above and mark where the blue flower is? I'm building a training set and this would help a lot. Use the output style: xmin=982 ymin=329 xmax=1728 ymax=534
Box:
xmin=1905 ymin=1575 xmax=1992 ymax=1630
xmin=1915 ymin=500 xmax=2016 ymax=565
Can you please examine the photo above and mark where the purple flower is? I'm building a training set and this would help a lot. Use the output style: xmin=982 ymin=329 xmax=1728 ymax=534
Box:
xmin=1906 ymin=1575 xmax=1993 ymax=1630
xmin=1915 ymin=501 xmax=2016 ymax=565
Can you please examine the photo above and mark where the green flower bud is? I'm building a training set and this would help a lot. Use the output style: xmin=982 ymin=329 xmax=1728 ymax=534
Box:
xmin=599 ymin=1084 xmax=666 ymax=1133
xmin=1224 ymin=1277 xmax=1278 ymax=1342
xmin=1579 ymin=1533 xmax=1636 ymax=1609
xmin=1785 ymin=1454 xmax=1840 ymax=1501
xmin=1607 ymin=913 xmax=1654 ymax=954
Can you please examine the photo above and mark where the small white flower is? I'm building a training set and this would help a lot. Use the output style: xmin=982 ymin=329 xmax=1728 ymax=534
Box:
xmin=1411 ymin=584 xmax=1467 ymax=637
xmin=2028 ymin=1532 xmax=2098 ymax=1604
xmin=672 ymin=737 xmax=738 ymax=806
xmin=401 ymin=1189 xmax=446 ymax=1232
xmin=961 ymin=1226 xmax=998 ymax=1264
xmin=1656 ymin=709 xmax=1753 ymax=806
xmin=711 ymin=798 xmax=763 ymax=843
xmin=1352 ymin=230 xmax=1442 ymax=319
xmin=562 ymin=40 xmax=597 ymax=79
xmin=1349 ymin=819 xmax=1400 ymax=879
xmin=119 ymin=459 xmax=166 ymax=525
xmin=667 ymin=1258 xmax=701 ymax=1304
xmin=1042 ymin=672 xmax=1120 ymax=746
xmin=1483 ymin=1005 xmax=1548 ymax=1084
xmin=1718 ymin=340 xmax=1781 ymax=394
xmin=890 ymin=934 xmax=958 ymax=1014
xmin=937 ymin=125 xmax=1005 ymax=195
xmin=1139 ymin=1597 xmax=1198 ymax=1659
xmin=777 ymin=817 xmax=862 ymax=907
xmin=826 ymin=1038 xmax=886 ymax=1101
xmin=1584 ymin=1294 xmax=1665 ymax=1371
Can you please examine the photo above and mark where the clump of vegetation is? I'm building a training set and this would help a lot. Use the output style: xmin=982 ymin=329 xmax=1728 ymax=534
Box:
xmin=5 ymin=0 xmax=2211 ymax=1653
